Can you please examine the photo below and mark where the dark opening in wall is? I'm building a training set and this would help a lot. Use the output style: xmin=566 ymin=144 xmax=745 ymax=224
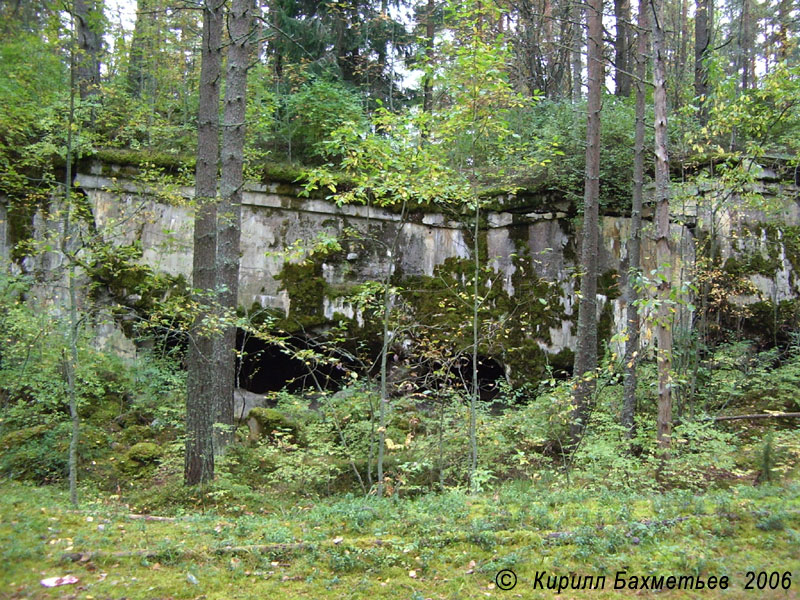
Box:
xmin=452 ymin=355 xmax=506 ymax=401
xmin=235 ymin=329 xmax=350 ymax=394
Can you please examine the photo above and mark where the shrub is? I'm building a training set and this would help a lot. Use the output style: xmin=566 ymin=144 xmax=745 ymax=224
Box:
xmin=257 ymin=76 xmax=367 ymax=163
xmin=0 ymin=422 xmax=111 ymax=483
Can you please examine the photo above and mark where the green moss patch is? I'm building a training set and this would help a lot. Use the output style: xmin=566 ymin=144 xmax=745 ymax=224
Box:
xmin=88 ymin=147 xmax=195 ymax=174
xmin=275 ymin=261 xmax=328 ymax=331
xmin=117 ymin=441 xmax=164 ymax=476
xmin=248 ymin=407 xmax=303 ymax=444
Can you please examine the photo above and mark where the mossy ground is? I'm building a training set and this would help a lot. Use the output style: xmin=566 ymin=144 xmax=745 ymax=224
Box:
xmin=2 ymin=479 xmax=798 ymax=599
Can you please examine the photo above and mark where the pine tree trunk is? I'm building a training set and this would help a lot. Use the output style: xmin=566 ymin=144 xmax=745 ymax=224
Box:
xmin=469 ymin=203 xmax=479 ymax=492
xmin=674 ymin=0 xmax=689 ymax=107
xmin=214 ymin=0 xmax=252 ymax=456
xmin=737 ymin=0 xmax=755 ymax=91
xmin=127 ymin=0 xmax=157 ymax=98
xmin=554 ymin=0 xmax=573 ymax=97
xmin=64 ymin=37 xmax=80 ymax=508
xmin=571 ymin=0 xmax=584 ymax=101
xmin=73 ymin=0 xmax=103 ymax=100
xmin=377 ymin=286 xmax=391 ymax=497
xmin=614 ymin=0 xmax=632 ymax=97
xmin=651 ymin=0 xmax=673 ymax=453
xmin=694 ymin=0 xmax=712 ymax=124
xmin=185 ymin=0 xmax=223 ymax=486
xmin=622 ymin=0 xmax=649 ymax=440
xmin=422 ymin=0 xmax=435 ymax=114
xmin=777 ymin=0 xmax=791 ymax=60
xmin=571 ymin=0 xmax=603 ymax=447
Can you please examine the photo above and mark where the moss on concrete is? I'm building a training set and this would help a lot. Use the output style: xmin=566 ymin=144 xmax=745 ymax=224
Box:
xmin=275 ymin=260 xmax=328 ymax=331
xmin=81 ymin=150 xmax=609 ymax=218
xmin=248 ymin=407 xmax=302 ymax=444
xmin=89 ymin=148 xmax=194 ymax=173
xmin=5 ymin=196 xmax=38 ymax=262
xmin=87 ymin=148 xmax=333 ymax=189
xmin=740 ymin=299 xmax=800 ymax=346
xmin=84 ymin=242 xmax=191 ymax=339
xmin=706 ymin=223 xmax=800 ymax=346
xmin=399 ymin=243 xmax=574 ymax=385
xmin=597 ymin=300 xmax=615 ymax=355
xmin=723 ymin=223 xmax=800 ymax=282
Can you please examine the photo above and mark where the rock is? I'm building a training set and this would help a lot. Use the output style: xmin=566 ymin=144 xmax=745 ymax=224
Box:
xmin=117 ymin=442 xmax=163 ymax=474
xmin=0 ymin=424 xmax=48 ymax=449
xmin=234 ymin=388 xmax=267 ymax=422
xmin=125 ymin=442 xmax=163 ymax=463
xmin=247 ymin=407 xmax=302 ymax=444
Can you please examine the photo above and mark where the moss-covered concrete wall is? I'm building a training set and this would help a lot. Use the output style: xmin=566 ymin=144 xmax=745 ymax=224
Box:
xmin=6 ymin=161 xmax=799 ymax=382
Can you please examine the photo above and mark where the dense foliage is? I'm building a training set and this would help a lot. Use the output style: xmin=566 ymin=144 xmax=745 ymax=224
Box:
xmin=1 ymin=268 xmax=799 ymax=497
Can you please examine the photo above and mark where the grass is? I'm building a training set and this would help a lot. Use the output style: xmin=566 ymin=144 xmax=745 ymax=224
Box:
xmin=1 ymin=479 xmax=799 ymax=599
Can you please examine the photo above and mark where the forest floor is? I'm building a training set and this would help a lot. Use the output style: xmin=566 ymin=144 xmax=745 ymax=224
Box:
xmin=1 ymin=479 xmax=799 ymax=600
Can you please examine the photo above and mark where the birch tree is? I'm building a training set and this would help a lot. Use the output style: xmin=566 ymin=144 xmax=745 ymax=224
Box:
xmin=651 ymin=0 xmax=673 ymax=453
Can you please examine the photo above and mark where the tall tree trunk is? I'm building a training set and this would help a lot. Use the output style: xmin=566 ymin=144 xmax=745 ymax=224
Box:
xmin=74 ymin=0 xmax=103 ymax=100
xmin=64 ymin=32 xmax=80 ymax=508
xmin=422 ymin=0 xmax=435 ymax=114
xmin=376 ymin=204 xmax=408 ymax=497
xmin=694 ymin=0 xmax=712 ymax=124
xmin=469 ymin=202 xmax=480 ymax=492
xmin=270 ymin=0 xmax=283 ymax=77
xmin=737 ymin=0 xmax=755 ymax=91
xmin=185 ymin=0 xmax=223 ymax=486
xmin=776 ymin=0 xmax=791 ymax=60
xmin=571 ymin=0 xmax=584 ymax=101
xmin=571 ymin=0 xmax=603 ymax=447
xmin=543 ymin=0 xmax=555 ymax=97
xmin=614 ymin=0 xmax=632 ymax=96
xmin=553 ymin=0 xmax=573 ymax=97
xmin=622 ymin=0 xmax=649 ymax=440
xmin=65 ymin=227 xmax=81 ymax=509
xmin=377 ymin=284 xmax=391 ymax=497
xmin=674 ymin=0 xmax=689 ymax=107
xmin=651 ymin=0 xmax=672 ymax=453
xmin=127 ymin=0 xmax=157 ymax=98
xmin=214 ymin=0 xmax=252 ymax=455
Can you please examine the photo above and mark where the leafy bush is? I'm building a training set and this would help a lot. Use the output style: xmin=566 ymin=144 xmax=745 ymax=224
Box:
xmin=253 ymin=76 xmax=366 ymax=164
xmin=0 ymin=422 xmax=111 ymax=483
xmin=505 ymin=97 xmax=655 ymax=211
xmin=0 ymin=314 xmax=130 ymax=430
xmin=93 ymin=80 xmax=197 ymax=153
xmin=0 ymin=273 xmax=185 ymax=486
